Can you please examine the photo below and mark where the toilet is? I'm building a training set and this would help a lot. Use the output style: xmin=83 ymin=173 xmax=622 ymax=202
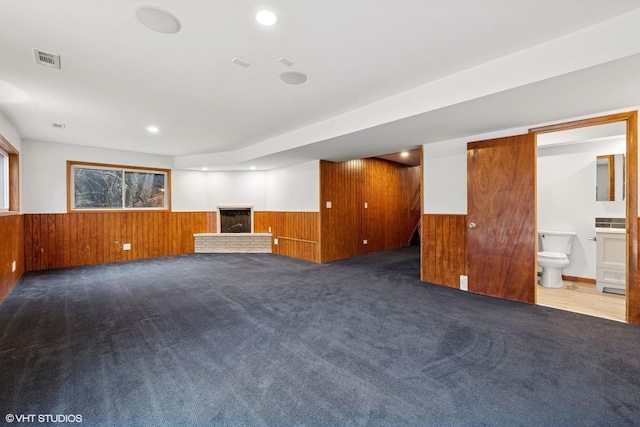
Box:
xmin=537 ymin=230 xmax=576 ymax=288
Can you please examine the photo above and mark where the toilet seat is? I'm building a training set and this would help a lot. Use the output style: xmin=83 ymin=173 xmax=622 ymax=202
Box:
xmin=538 ymin=251 xmax=568 ymax=261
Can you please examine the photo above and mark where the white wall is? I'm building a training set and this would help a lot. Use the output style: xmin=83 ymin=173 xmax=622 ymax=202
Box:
xmin=0 ymin=113 xmax=21 ymax=151
xmin=537 ymin=138 xmax=626 ymax=280
xmin=423 ymin=140 xmax=467 ymax=214
xmin=205 ymin=171 xmax=268 ymax=211
xmin=266 ymin=160 xmax=319 ymax=211
xmin=22 ymin=139 xmax=173 ymax=213
xmin=21 ymin=139 xmax=319 ymax=213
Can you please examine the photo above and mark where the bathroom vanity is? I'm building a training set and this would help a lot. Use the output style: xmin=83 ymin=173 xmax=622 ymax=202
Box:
xmin=595 ymin=228 xmax=626 ymax=293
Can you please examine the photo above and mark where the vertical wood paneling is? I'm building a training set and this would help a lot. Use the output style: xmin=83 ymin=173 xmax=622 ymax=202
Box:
xmin=0 ymin=214 xmax=25 ymax=302
xmin=254 ymin=211 xmax=320 ymax=263
xmin=23 ymin=211 xmax=216 ymax=271
xmin=421 ymin=214 xmax=467 ymax=288
xmin=320 ymin=159 xmax=420 ymax=263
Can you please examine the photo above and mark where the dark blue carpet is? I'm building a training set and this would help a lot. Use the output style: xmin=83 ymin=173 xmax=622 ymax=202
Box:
xmin=1 ymin=247 xmax=639 ymax=426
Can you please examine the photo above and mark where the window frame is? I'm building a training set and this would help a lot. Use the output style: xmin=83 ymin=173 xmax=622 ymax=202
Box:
xmin=0 ymin=148 xmax=8 ymax=212
xmin=67 ymin=161 xmax=171 ymax=212
xmin=0 ymin=134 xmax=19 ymax=215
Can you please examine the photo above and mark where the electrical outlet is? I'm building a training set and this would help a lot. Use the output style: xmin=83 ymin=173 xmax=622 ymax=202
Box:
xmin=364 ymin=202 xmax=368 ymax=208
xmin=326 ymin=201 xmax=332 ymax=208
xmin=123 ymin=243 xmax=131 ymax=251
xmin=268 ymin=227 xmax=272 ymax=233
xmin=363 ymin=240 xmax=368 ymax=245
xmin=11 ymin=261 xmax=16 ymax=273
xmin=460 ymin=275 xmax=468 ymax=291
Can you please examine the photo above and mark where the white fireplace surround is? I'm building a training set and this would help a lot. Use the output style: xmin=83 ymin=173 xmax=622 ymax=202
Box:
xmin=217 ymin=205 xmax=254 ymax=234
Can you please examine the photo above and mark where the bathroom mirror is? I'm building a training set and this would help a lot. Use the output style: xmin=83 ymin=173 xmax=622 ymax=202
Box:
xmin=596 ymin=153 xmax=625 ymax=201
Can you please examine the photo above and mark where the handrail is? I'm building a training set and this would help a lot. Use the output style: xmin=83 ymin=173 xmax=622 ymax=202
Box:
xmin=408 ymin=218 xmax=421 ymax=244
xmin=277 ymin=236 xmax=319 ymax=244
xmin=410 ymin=189 xmax=421 ymax=211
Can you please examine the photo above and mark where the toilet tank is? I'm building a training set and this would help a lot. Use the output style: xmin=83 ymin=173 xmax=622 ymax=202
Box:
xmin=538 ymin=230 xmax=576 ymax=254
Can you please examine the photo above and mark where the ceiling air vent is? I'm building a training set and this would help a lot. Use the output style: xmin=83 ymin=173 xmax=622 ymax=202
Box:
xmin=33 ymin=48 xmax=61 ymax=69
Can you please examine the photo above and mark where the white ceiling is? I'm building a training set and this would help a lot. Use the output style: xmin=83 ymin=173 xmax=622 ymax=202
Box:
xmin=2 ymin=1 xmax=640 ymax=170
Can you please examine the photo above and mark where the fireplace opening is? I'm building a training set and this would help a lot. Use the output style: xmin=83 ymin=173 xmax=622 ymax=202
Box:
xmin=218 ymin=207 xmax=252 ymax=233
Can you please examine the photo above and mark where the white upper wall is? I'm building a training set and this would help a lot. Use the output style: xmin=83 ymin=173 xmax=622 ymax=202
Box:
xmin=0 ymin=112 xmax=21 ymax=151
xmin=266 ymin=161 xmax=319 ymax=211
xmin=22 ymin=139 xmax=173 ymax=213
xmin=205 ymin=171 xmax=268 ymax=211
xmin=422 ymin=107 xmax=640 ymax=214
xmin=21 ymin=139 xmax=319 ymax=213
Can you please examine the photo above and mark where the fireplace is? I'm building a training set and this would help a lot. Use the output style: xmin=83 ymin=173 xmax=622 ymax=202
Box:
xmin=217 ymin=206 xmax=253 ymax=233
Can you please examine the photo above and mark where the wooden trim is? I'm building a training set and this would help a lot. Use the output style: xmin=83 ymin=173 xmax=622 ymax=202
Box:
xmin=563 ymin=275 xmax=597 ymax=285
xmin=420 ymin=146 xmax=424 ymax=281
xmin=277 ymin=236 xmax=318 ymax=244
xmin=0 ymin=133 xmax=19 ymax=212
xmin=596 ymin=154 xmax=615 ymax=201
xmin=530 ymin=110 xmax=639 ymax=325
xmin=530 ymin=112 xmax=636 ymax=134
xmin=67 ymin=161 xmax=171 ymax=212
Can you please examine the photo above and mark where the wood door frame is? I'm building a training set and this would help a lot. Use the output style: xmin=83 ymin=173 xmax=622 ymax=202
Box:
xmin=530 ymin=111 xmax=638 ymax=325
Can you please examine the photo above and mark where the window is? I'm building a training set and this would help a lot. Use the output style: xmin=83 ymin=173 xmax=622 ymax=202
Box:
xmin=68 ymin=162 xmax=170 ymax=211
xmin=0 ymin=149 xmax=7 ymax=211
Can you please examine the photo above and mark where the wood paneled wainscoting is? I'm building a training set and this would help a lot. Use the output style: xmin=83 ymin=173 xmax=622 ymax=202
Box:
xmin=421 ymin=214 xmax=467 ymax=288
xmin=0 ymin=214 xmax=25 ymax=301
xmin=24 ymin=211 xmax=216 ymax=271
xmin=254 ymin=212 xmax=320 ymax=263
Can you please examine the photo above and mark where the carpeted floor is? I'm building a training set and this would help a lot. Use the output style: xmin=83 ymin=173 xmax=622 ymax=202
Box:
xmin=1 ymin=246 xmax=640 ymax=426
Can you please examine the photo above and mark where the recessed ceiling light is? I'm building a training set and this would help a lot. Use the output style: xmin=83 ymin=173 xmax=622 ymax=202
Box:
xmin=250 ymin=166 xmax=257 ymax=170
xmin=201 ymin=167 xmax=208 ymax=171
xmin=147 ymin=126 xmax=159 ymax=133
xmin=280 ymin=71 xmax=307 ymax=85
xmin=256 ymin=10 xmax=278 ymax=26
xmin=400 ymin=151 xmax=409 ymax=158
xmin=133 ymin=4 xmax=182 ymax=34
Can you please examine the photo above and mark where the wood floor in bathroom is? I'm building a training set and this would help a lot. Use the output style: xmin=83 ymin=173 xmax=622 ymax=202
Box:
xmin=536 ymin=281 xmax=626 ymax=322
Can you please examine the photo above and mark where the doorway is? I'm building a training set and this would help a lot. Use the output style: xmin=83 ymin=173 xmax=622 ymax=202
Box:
xmin=531 ymin=111 xmax=638 ymax=324
xmin=464 ymin=111 xmax=638 ymax=324
xmin=535 ymin=121 xmax=627 ymax=321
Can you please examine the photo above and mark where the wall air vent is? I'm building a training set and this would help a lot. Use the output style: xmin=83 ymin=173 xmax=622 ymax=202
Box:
xmin=33 ymin=49 xmax=61 ymax=69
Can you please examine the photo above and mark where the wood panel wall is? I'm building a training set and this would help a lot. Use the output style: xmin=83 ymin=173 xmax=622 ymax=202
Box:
xmin=24 ymin=211 xmax=216 ymax=271
xmin=421 ymin=214 xmax=467 ymax=288
xmin=254 ymin=212 xmax=320 ymax=263
xmin=0 ymin=214 xmax=25 ymax=302
xmin=320 ymin=159 xmax=421 ymax=263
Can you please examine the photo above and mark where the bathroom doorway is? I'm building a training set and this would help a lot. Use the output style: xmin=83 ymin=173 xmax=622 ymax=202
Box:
xmin=531 ymin=112 xmax=638 ymax=323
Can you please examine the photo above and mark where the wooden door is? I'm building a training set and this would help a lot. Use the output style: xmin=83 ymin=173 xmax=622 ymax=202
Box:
xmin=467 ymin=134 xmax=536 ymax=303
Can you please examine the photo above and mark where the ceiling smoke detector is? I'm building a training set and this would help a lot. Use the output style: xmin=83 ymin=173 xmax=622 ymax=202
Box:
xmin=33 ymin=49 xmax=61 ymax=69
xmin=279 ymin=71 xmax=307 ymax=85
